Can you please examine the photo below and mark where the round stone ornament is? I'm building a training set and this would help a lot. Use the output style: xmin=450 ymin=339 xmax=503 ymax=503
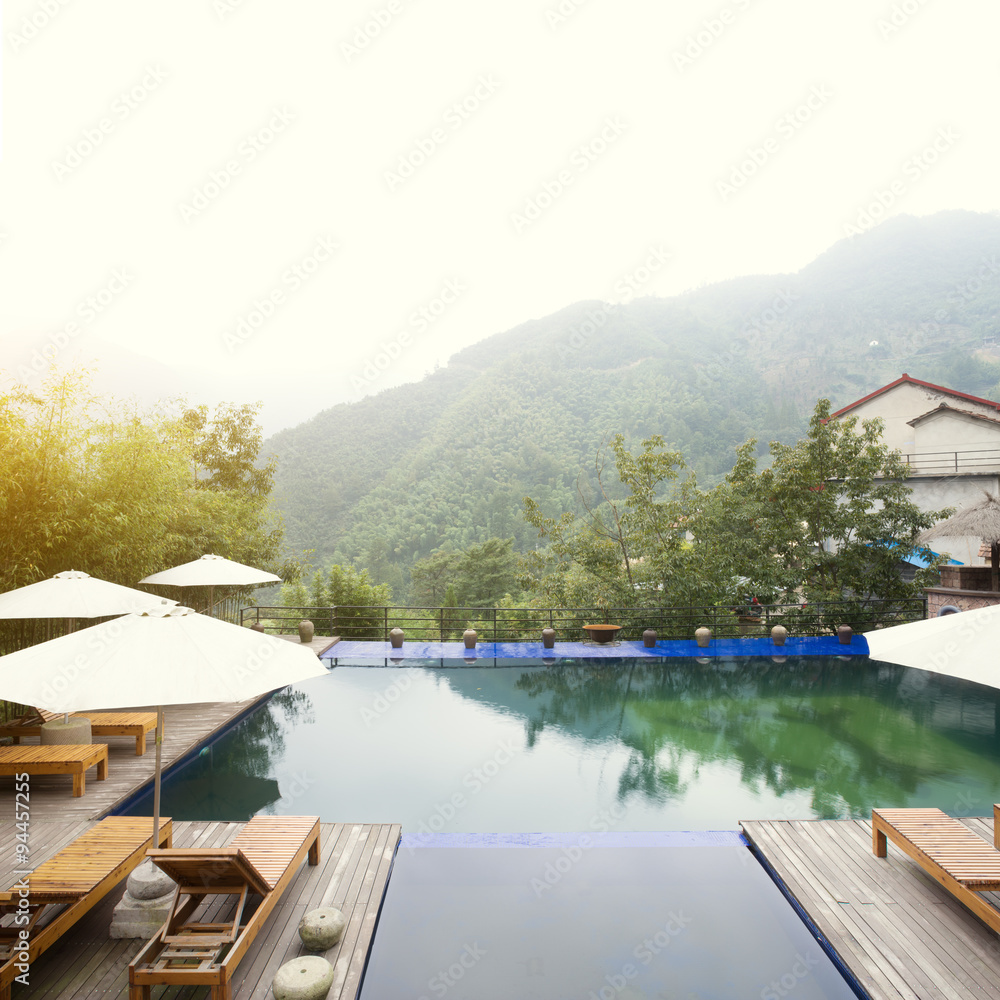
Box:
xmin=273 ymin=956 xmax=334 ymax=1000
xmin=126 ymin=859 xmax=176 ymax=901
xmin=298 ymin=907 xmax=346 ymax=951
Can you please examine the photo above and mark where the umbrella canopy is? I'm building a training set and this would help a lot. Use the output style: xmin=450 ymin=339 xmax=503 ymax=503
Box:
xmin=0 ymin=605 xmax=327 ymax=841
xmin=140 ymin=554 xmax=282 ymax=588
xmin=0 ymin=605 xmax=324 ymax=711
xmin=140 ymin=554 xmax=282 ymax=617
xmin=865 ymin=603 xmax=1000 ymax=689
xmin=918 ymin=491 xmax=1000 ymax=590
xmin=0 ymin=571 xmax=176 ymax=620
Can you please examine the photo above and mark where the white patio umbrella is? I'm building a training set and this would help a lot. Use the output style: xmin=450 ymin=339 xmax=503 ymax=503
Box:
xmin=865 ymin=603 xmax=1000 ymax=689
xmin=0 ymin=570 xmax=176 ymax=620
xmin=140 ymin=554 xmax=282 ymax=616
xmin=0 ymin=605 xmax=328 ymax=844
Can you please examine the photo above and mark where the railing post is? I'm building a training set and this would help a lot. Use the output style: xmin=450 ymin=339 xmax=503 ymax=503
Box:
xmin=384 ymin=606 xmax=388 ymax=641
xmin=439 ymin=607 xmax=444 ymax=643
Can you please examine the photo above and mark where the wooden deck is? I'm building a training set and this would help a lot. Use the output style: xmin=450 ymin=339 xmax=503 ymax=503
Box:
xmin=1 ymin=819 xmax=400 ymax=999
xmin=274 ymin=634 xmax=339 ymax=657
xmin=742 ymin=816 xmax=1000 ymax=1000
xmin=0 ymin=698 xmax=265 ymax=823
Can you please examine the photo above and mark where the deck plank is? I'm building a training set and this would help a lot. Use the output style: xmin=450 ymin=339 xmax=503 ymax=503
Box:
xmin=743 ymin=817 xmax=1000 ymax=1000
xmin=0 ymin=697 xmax=268 ymax=822
xmin=0 ymin=819 xmax=400 ymax=999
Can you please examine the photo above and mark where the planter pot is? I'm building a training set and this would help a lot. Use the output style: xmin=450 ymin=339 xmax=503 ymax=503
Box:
xmin=642 ymin=629 xmax=657 ymax=648
xmin=695 ymin=627 xmax=711 ymax=648
xmin=389 ymin=627 xmax=404 ymax=649
xmin=298 ymin=620 xmax=315 ymax=643
xmin=770 ymin=625 xmax=788 ymax=646
xmin=541 ymin=628 xmax=556 ymax=649
xmin=463 ymin=629 xmax=478 ymax=649
xmin=583 ymin=624 xmax=621 ymax=644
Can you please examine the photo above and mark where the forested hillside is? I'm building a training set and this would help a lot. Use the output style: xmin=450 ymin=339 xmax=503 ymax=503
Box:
xmin=266 ymin=210 xmax=1000 ymax=599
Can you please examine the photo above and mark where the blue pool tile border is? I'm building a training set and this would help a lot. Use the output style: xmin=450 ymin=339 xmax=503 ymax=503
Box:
xmin=400 ymin=830 xmax=747 ymax=849
xmin=327 ymin=635 xmax=868 ymax=661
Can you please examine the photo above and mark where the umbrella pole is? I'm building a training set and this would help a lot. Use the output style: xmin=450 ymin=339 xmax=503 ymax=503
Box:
xmin=152 ymin=706 xmax=164 ymax=851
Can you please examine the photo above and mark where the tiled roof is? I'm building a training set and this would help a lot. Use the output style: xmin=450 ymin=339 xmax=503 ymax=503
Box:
xmin=906 ymin=402 xmax=1000 ymax=428
xmin=831 ymin=374 xmax=1000 ymax=419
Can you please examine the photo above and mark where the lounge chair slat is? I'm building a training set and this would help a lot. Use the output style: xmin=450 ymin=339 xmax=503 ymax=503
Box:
xmin=129 ymin=815 xmax=320 ymax=999
xmin=872 ymin=806 xmax=1000 ymax=932
xmin=0 ymin=816 xmax=171 ymax=999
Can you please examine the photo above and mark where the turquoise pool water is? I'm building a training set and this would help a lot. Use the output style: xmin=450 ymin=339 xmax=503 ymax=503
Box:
xmin=122 ymin=655 xmax=1000 ymax=830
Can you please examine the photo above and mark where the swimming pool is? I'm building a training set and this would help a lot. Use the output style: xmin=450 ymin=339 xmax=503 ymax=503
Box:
xmin=121 ymin=655 xmax=1000 ymax=830
xmin=360 ymin=834 xmax=861 ymax=1000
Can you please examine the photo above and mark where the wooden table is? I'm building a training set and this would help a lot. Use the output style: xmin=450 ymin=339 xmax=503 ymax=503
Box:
xmin=0 ymin=745 xmax=109 ymax=797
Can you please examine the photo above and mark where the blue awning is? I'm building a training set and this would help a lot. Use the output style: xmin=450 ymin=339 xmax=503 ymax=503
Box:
xmin=868 ymin=541 xmax=962 ymax=568
xmin=895 ymin=547 xmax=962 ymax=569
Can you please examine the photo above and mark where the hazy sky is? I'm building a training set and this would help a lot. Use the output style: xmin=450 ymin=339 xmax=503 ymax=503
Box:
xmin=2 ymin=0 xmax=997 ymax=431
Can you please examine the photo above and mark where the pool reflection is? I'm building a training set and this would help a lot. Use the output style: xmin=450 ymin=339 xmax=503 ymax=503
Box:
xmin=121 ymin=657 xmax=1000 ymax=829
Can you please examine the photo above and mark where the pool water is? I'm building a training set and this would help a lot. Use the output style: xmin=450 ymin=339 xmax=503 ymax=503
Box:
xmin=122 ymin=656 xmax=1000 ymax=830
xmin=360 ymin=836 xmax=859 ymax=1000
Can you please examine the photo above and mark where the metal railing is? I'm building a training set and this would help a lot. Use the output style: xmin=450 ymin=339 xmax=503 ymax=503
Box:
xmin=240 ymin=598 xmax=926 ymax=642
xmin=903 ymin=447 xmax=1000 ymax=476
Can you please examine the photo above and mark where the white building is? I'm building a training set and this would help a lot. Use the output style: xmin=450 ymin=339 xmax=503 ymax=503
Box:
xmin=830 ymin=373 xmax=1000 ymax=566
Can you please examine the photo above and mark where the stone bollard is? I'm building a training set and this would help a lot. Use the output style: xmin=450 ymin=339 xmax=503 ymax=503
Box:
xmin=389 ymin=627 xmax=404 ymax=648
xmin=837 ymin=625 xmax=853 ymax=644
xmin=40 ymin=717 xmax=92 ymax=746
xmin=695 ymin=627 xmax=711 ymax=648
xmin=642 ymin=629 xmax=657 ymax=648
xmin=542 ymin=627 xmax=556 ymax=648
xmin=273 ymin=956 xmax=334 ymax=1000
xmin=770 ymin=625 xmax=787 ymax=646
xmin=110 ymin=859 xmax=177 ymax=938
xmin=298 ymin=620 xmax=315 ymax=643
xmin=299 ymin=907 xmax=346 ymax=951
xmin=463 ymin=629 xmax=477 ymax=649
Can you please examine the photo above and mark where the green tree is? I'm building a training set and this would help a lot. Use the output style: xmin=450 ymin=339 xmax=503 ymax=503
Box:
xmin=521 ymin=435 xmax=706 ymax=608
xmin=164 ymin=402 xmax=289 ymax=578
xmin=520 ymin=401 xmax=947 ymax=616
xmin=693 ymin=398 xmax=951 ymax=604
xmin=0 ymin=370 xmax=290 ymax=596
xmin=0 ymin=374 xmax=87 ymax=590
xmin=455 ymin=537 xmax=519 ymax=606
xmin=284 ymin=563 xmax=392 ymax=638
xmin=410 ymin=550 xmax=462 ymax=606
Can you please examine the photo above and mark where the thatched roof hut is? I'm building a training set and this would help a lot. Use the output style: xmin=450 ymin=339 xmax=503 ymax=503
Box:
xmin=918 ymin=491 xmax=1000 ymax=590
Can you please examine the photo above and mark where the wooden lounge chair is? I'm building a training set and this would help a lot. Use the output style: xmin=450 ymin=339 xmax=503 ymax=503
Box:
xmin=129 ymin=815 xmax=321 ymax=1000
xmin=872 ymin=806 xmax=1000 ymax=934
xmin=0 ymin=815 xmax=172 ymax=1000
xmin=0 ymin=708 xmax=158 ymax=755
xmin=0 ymin=744 xmax=108 ymax=797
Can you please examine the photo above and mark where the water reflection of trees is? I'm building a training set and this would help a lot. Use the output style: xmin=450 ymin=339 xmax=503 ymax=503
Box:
xmin=214 ymin=686 xmax=315 ymax=778
xmin=514 ymin=658 xmax=1000 ymax=818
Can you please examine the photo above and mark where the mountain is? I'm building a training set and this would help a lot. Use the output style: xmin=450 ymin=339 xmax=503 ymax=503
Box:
xmin=265 ymin=210 xmax=1000 ymax=598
